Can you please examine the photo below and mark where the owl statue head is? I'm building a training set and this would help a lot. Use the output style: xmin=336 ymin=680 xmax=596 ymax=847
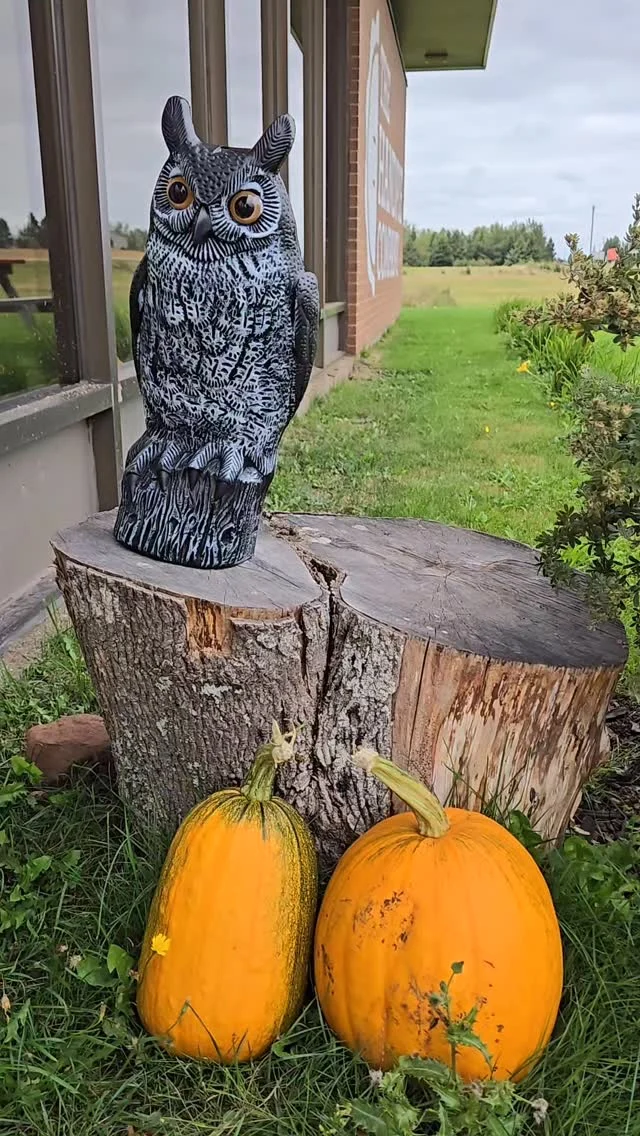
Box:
xmin=149 ymin=95 xmax=298 ymax=263
xmin=113 ymin=96 xmax=320 ymax=572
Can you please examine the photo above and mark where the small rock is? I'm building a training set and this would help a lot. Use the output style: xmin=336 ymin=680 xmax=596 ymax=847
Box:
xmin=25 ymin=714 xmax=111 ymax=783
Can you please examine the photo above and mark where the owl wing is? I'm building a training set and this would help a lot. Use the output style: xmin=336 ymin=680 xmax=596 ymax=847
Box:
xmin=129 ymin=254 xmax=148 ymax=382
xmin=292 ymin=271 xmax=320 ymax=413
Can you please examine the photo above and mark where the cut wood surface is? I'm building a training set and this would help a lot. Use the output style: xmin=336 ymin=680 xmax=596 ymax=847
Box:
xmin=53 ymin=510 xmax=627 ymax=865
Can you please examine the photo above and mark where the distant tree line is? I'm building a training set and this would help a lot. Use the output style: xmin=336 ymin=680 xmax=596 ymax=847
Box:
xmin=0 ymin=215 xmax=147 ymax=252
xmin=403 ymin=220 xmax=555 ymax=267
xmin=0 ymin=213 xmax=48 ymax=249
xmin=109 ymin=221 xmax=148 ymax=252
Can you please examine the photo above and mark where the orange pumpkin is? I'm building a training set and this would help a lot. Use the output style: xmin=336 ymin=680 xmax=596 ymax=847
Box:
xmin=314 ymin=750 xmax=563 ymax=1081
xmin=137 ymin=725 xmax=318 ymax=1062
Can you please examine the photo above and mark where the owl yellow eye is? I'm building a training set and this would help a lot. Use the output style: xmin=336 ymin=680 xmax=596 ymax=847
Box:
xmin=229 ymin=190 xmax=263 ymax=225
xmin=167 ymin=177 xmax=194 ymax=210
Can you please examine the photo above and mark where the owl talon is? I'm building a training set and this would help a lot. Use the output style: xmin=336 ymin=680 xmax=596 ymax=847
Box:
xmin=215 ymin=478 xmax=236 ymax=501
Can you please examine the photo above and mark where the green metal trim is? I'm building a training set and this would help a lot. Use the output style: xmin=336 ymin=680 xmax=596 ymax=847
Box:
xmin=188 ymin=0 xmax=228 ymax=145
xmin=0 ymin=369 xmax=139 ymax=458
xmin=0 ymin=569 xmax=61 ymax=660
xmin=116 ymin=365 xmax=139 ymax=402
xmin=0 ymin=383 xmax=110 ymax=458
xmin=389 ymin=0 xmax=497 ymax=72
xmin=322 ymin=301 xmax=346 ymax=319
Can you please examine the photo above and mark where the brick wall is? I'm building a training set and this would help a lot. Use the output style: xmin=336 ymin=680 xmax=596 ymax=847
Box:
xmin=345 ymin=0 xmax=406 ymax=355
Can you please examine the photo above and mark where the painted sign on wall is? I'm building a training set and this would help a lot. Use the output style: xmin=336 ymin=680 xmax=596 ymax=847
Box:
xmin=364 ymin=10 xmax=405 ymax=295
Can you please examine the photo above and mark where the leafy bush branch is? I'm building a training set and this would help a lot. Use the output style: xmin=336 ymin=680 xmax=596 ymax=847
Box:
xmin=541 ymin=195 xmax=640 ymax=349
xmin=538 ymin=371 xmax=640 ymax=627
xmin=496 ymin=197 xmax=640 ymax=650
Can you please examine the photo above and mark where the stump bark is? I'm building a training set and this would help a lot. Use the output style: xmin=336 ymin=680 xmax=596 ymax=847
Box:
xmin=53 ymin=511 xmax=627 ymax=865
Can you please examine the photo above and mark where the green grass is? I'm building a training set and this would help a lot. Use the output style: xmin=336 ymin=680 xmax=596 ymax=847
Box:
xmin=591 ymin=333 xmax=640 ymax=386
xmin=271 ymin=307 xmax=579 ymax=546
xmin=402 ymin=264 xmax=569 ymax=309
xmin=1 ymin=628 xmax=639 ymax=1135
xmin=1 ymin=304 xmax=639 ymax=1133
xmin=0 ymin=307 xmax=131 ymax=400
xmin=0 ymin=253 xmax=136 ymax=399
xmin=0 ymin=313 xmax=59 ymax=398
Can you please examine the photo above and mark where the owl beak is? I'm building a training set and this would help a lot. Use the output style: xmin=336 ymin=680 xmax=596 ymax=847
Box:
xmin=193 ymin=205 xmax=213 ymax=245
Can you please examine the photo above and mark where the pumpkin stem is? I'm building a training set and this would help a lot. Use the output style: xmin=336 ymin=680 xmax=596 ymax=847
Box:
xmin=353 ymin=748 xmax=450 ymax=838
xmin=242 ymin=722 xmax=298 ymax=802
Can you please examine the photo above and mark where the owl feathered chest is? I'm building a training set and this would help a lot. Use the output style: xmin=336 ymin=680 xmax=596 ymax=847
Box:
xmin=136 ymin=237 xmax=296 ymax=430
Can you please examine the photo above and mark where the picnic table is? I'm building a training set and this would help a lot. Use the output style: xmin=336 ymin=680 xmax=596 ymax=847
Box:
xmin=0 ymin=256 xmax=53 ymax=328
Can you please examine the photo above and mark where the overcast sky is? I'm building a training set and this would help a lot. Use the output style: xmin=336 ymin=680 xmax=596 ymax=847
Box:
xmin=2 ymin=0 xmax=639 ymax=256
xmin=0 ymin=0 xmax=308 ymax=244
xmin=405 ymin=0 xmax=640 ymax=255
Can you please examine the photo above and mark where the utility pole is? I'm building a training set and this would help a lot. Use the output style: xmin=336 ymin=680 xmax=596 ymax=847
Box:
xmin=589 ymin=204 xmax=596 ymax=256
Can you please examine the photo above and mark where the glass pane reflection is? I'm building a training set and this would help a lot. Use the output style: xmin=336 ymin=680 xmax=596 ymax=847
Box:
xmin=0 ymin=0 xmax=57 ymax=400
xmin=95 ymin=0 xmax=190 ymax=365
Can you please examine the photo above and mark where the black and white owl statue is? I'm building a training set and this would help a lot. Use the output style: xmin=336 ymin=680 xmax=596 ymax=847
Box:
xmin=113 ymin=96 xmax=319 ymax=569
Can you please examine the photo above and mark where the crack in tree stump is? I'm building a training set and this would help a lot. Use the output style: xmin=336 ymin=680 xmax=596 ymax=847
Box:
xmin=52 ymin=511 xmax=627 ymax=867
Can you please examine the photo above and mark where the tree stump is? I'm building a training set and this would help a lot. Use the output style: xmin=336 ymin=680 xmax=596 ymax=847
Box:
xmin=53 ymin=511 xmax=627 ymax=866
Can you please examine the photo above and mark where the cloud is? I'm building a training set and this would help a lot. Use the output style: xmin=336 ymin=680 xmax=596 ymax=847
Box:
xmin=2 ymin=0 xmax=638 ymax=257
xmin=0 ymin=0 xmax=304 ymax=234
xmin=404 ymin=0 xmax=640 ymax=252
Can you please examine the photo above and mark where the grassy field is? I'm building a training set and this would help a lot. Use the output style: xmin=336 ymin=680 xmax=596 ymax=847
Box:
xmin=1 ymin=341 xmax=639 ymax=1133
xmin=0 ymin=260 xmax=569 ymax=399
xmin=402 ymin=263 xmax=569 ymax=308
xmin=271 ymin=305 xmax=578 ymax=545
xmin=0 ymin=251 xmax=138 ymax=398
xmin=0 ymin=249 xmax=138 ymax=306
xmin=1 ymin=270 xmax=640 ymax=1133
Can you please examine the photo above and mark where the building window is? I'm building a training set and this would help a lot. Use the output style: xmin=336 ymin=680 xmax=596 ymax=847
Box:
xmin=0 ymin=0 xmax=57 ymax=401
xmin=288 ymin=27 xmax=305 ymax=259
xmin=325 ymin=0 xmax=347 ymax=305
xmin=225 ymin=0 xmax=263 ymax=149
xmin=94 ymin=0 xmax=190 ymax=367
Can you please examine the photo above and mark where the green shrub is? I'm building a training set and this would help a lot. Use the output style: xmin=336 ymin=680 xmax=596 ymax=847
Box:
xmin=493 ymin=297 xmax=531 ymax=334
xmin=538 ymin=368 xmax=640 ymax=651
xmin=113 ymin=305 xmax=132 ymax=362
xmin=0 ymin=307 xmax=133 ymax=400
xmin=498 ymin=303 xmax=593 ymax=394
xmin=543 ymin=194 xmax=640 ymax=349
xmin=500 ymin=306 xmax=640 ymax=396
xmin=537 ymin=327 xmax=593 ymax=394
xmin=591 ymin=335 xmax=640 ymax=387
xmin=517 ymin=197 xmax=640 ymax=665
xmin=492 ymin=199 xmax=640 ymax=671
xmin=0 ymin=314 xmax=58 ymax=398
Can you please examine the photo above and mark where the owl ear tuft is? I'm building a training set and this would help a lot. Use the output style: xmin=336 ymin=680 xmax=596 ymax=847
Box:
xmin=251 ymin=114 xmax=295 ymax=173
xmin=161 ymin=96 xmax=200 ymax=152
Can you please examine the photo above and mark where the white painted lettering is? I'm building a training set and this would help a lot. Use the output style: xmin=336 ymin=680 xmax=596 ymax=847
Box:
xmin=379 ymin=44 xmax=391 ymax=123
xmin=376 ymin=222 xmax=401 ymax=280
xmin=377 ymin=125 xmax=404 ymax=224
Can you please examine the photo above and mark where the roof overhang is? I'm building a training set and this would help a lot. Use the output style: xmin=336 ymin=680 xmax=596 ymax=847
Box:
xmin=389 ymin=0 xmax=497 ymax=72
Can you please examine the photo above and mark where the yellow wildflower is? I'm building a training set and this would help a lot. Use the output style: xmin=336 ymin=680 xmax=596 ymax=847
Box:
xmin=151 ymin=933 xmax=171 ymax=957
xmin=517 ymin=361 xmax=530 ymax=373
xmin=484 ymin=425 xmax=490 ymax=434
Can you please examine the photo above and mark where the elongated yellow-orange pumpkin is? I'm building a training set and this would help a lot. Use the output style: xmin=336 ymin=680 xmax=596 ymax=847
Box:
xmin=314 ymin=750 xmax=563 ymax=1082
xmin=137 ymin=725 xmax=318 ymax=1062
